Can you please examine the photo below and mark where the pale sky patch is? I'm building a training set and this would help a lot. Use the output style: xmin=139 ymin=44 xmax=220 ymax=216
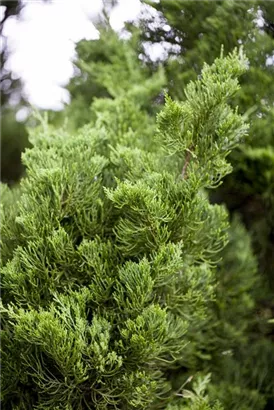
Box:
xmin=2 ymin=0 xmax=145 ymax=110
xmin=3 ymin=0 xmax=103 ymax=110
xmin=110 ymin=0 xmax=141 ymax=31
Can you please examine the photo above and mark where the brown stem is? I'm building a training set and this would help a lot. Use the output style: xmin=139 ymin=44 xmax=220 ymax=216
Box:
xmin=181 ymin=145 xmax=194 ymax=179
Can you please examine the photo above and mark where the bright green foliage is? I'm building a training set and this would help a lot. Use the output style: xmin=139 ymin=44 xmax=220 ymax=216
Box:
xmin=141 ymin=0 xmax=274 ymax=291
xmin=1 ymin=51 xmax=251 ymax=409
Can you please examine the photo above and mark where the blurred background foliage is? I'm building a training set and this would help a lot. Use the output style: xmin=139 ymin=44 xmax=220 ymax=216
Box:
xmin=0 ymin=0 xmax=52 ymax=183
xmin=1 ymin=0 xmax=29 ymax=184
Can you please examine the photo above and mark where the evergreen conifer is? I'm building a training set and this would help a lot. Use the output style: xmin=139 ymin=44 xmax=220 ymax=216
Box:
xmin=1 ymin=49 xmax=257 ymax=410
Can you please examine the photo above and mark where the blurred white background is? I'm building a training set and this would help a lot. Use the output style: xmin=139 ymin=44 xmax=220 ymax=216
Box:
xmin=1 ymin=0 xmax=144 ymax=112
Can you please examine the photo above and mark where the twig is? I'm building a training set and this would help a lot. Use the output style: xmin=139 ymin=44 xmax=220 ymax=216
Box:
xmin=181 ymin=145 xmax=194 ymax=179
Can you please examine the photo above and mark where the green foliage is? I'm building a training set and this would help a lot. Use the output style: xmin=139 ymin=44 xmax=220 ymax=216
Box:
xmin=140 ymin=0 xmax=274 ymax=291
xmin=167 ymin=374 xmax=224 ymax=410
xmin=136 ymin=6 xmax=274 ymax=405
xmin=157 ymin=49 xmax=248 ymax=187
xmin=63 ymin=28 xmax=166 ymax=131
xmin=2 ymin=2 xmax=274 ymax=407
xmin=1 ymin=50 xmax=255 ymax=409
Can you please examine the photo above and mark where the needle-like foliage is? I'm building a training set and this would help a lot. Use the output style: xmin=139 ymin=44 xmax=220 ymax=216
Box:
xmin=0 ymin=49 xmax=259 ymax=410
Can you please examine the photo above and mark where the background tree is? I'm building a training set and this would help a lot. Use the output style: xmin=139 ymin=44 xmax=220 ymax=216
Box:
xmin=0 ymin=0 xmax=29 ymax=184
xmin=0 ymin=0 xmax=50 ymax=185
xmin=60 ymin=26 xmax=165 ymax=131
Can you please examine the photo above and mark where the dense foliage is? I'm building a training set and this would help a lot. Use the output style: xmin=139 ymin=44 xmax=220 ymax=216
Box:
xmin=140 ymin=0 xmax=274 ymax=292
xmin=1 ymin=47 xmax=265 ymax=410
xmin=1 ymin=1 xmax=274 ymax=409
